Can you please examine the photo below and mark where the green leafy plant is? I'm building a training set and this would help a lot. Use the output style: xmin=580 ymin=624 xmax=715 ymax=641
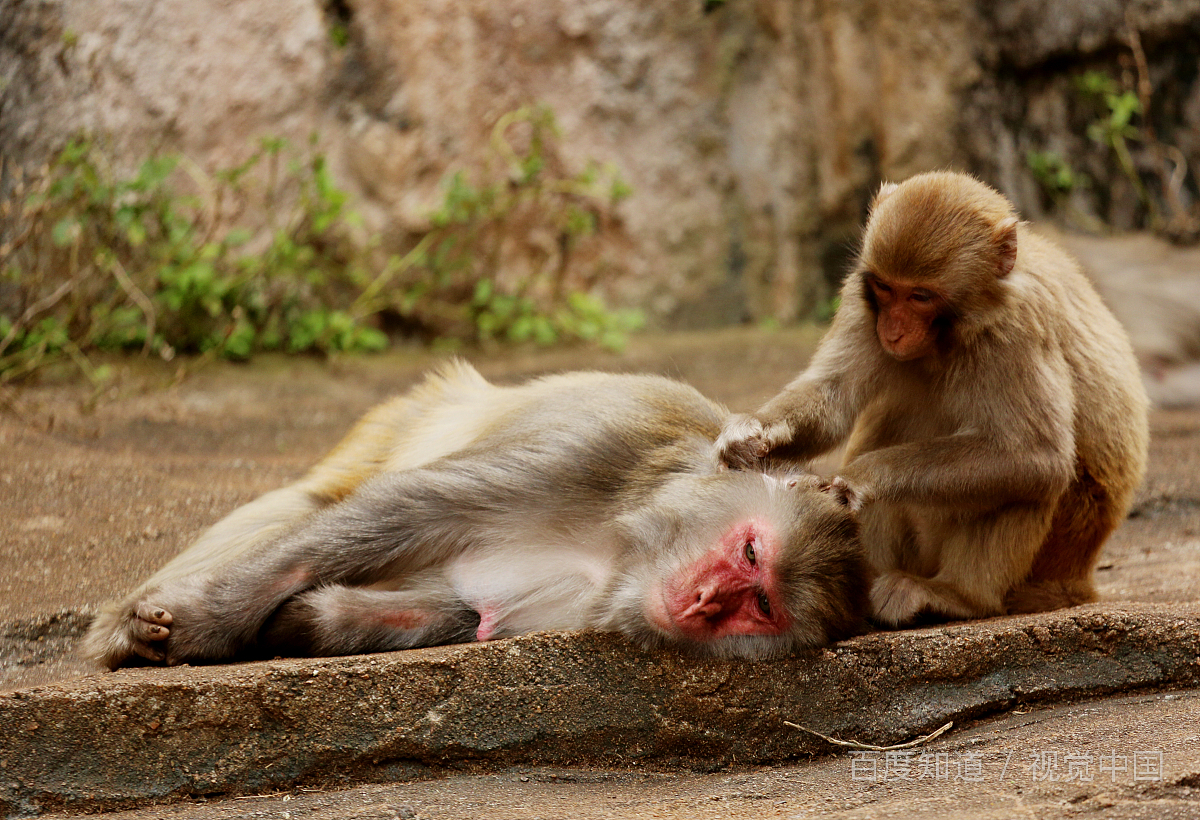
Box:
xmin=0 ymin=135 xmax=389 ymax=384
xmin=0 ymin=110 xmax=637 ymax=384
xmin=1026 ymin=150 xmax=1082 ymax=198
xmin=1071 ymin=46 xmax=1199 ymax=238
xmin=350 ymin=105 xmax=641 ymax=349
xmin=1075 ymin=70 xmax=1149 ymax=211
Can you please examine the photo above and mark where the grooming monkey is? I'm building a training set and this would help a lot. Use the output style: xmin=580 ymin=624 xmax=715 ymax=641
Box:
xmin=717 ymin=171 xmax=1149 ymax=627
xmin=84 ymin=361 xmax=867 ymax=668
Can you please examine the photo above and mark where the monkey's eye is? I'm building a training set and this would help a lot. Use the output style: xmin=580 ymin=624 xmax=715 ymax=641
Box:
xmin=757 ymin=591 xmax=771 ymax=617
xmin=910 ymin=289 xmax=934 ymax=303
xmin=744 ymin=538 xmax=757 ymax=565
xmin=870 ymin=277 xmax=892 ymax=294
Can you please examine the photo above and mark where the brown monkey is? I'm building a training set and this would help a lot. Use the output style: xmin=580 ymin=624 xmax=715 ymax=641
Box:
xmin=716 ymin=171 xmax=1149 ymax=627
xmin=83 ymin=361 xmax=867 ymax=668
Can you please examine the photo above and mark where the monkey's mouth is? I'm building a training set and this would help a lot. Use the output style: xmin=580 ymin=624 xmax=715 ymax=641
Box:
xmin=642 ymin=583 xmax=680 ymax=636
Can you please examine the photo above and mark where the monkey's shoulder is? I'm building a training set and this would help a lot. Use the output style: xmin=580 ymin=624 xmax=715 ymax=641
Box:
xmin=522 ymin=370 xmax=726 ymax=431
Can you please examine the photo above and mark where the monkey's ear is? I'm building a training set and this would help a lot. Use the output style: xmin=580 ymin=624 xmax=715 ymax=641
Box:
xmin=994 ymin=216 xmax=1019 ymax=277
xmin=871 ymin=181 xmax=899 ymax=210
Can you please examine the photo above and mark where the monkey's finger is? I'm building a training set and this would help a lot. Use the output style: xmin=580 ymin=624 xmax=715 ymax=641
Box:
xmin=717 ymin=439 xmax=767 ymax=470
xmin=134 ymin=602 xmax=173 ymax=626
xmin=719 ymin=449 xmax=751 ymax=470
xmin=715 ymin=415 xmax=769 ymax=468
xmin=131 ymin=619 xmax=171 ymax=642
xmin=131 ymin=642 xmax=167 ymax=663
xmin=826 ymin=476 xmax=865 ymax=512
xmin=785 ymin=473 xmax=822 ymax=490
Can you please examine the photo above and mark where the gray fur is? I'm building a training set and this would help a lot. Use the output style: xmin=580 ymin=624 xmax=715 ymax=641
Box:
xmin=84 ymin=364 xmax=867 ymax=667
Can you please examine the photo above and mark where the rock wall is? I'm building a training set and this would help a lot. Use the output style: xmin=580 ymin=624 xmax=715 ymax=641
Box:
xmin=3 ymin=0 xmax=1200 ymax=328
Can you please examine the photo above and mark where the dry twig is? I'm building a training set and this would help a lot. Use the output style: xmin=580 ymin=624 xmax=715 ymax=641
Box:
xmin=784 ymin=720 xmax=954 ymax=752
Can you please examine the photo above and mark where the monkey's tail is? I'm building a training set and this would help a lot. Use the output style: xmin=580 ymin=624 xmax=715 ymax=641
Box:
xmin=1004 ymin=578 xmax=1097 ymax=615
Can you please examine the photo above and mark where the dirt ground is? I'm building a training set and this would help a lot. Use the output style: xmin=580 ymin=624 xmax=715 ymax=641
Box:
xmin=3 ymin=307 xmax=1200 ymax=814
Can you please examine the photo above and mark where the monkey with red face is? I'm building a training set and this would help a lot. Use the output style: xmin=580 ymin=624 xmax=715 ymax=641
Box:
xmin=717 ymin=171 xmax=1149 ymax=628
xmin=83 ymin=361 xmax=867 ymax=668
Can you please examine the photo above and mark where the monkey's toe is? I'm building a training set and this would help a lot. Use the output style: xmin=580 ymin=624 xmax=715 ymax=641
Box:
xmin=134 ymin=601 xmax=173 ymax=626
xmin=131 ymin=619 xmax=171 ymax=642
xmin=131 ymin=642 xmax=167 ymax=663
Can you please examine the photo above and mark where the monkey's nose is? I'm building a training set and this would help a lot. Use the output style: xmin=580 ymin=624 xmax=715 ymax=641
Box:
xmin=689 ymin=588 xmax=723 ymax=618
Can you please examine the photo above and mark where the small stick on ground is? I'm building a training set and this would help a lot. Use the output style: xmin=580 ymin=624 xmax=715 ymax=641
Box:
xmin=784 ymin=720 xmax=954 ymax=752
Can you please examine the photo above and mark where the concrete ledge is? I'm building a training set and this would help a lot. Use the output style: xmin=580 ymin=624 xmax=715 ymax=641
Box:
xmin=3 ymin=602 xmax=1199 ymax=816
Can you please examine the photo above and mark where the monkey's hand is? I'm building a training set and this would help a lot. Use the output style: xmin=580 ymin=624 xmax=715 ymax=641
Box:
xmin=714 ymin=414 xmax=793 ymax=469
xmin=823 ymin=474 xmax=869 ymax=513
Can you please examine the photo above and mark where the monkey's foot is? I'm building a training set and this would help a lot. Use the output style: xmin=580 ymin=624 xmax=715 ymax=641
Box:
xmin=128 ymin=601 xmax=174 ymax=658
xmin=870 ymin=572 xmax=989 ymax=627
xmin=869 ymin=571 xmax=933 ymax=627
xmin=81 ymin=599 xmax=175 ymax=669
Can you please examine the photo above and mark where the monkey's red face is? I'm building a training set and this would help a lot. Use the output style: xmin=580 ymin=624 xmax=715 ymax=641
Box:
xmin=865 ymin=274 xmax=943 ymax=361
xmin=650 ymin=518 xmax=790 ymax=641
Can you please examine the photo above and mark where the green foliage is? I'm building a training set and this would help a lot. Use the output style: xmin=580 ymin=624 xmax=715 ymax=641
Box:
xmin=1026 ymin=150 xmax=1082 ymax=197
xmin=0 ymin=109 xmax=638 ymax=384
xmin=1073 ymin=69 xmax=1155 ymax=218
xmin=1076 ymin=71 xmax=1141 ymax=150
xmin=327 ymin=22 xmax=349 ymax=48
xmin=352 ymin=104 xmax=641 ymax=350
xmin=0 ymin=136 xmax=385 ymax=382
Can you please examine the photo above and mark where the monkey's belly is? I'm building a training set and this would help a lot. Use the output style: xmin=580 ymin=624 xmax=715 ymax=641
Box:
xmin=445 ymin=542 xmax=617 ymax=639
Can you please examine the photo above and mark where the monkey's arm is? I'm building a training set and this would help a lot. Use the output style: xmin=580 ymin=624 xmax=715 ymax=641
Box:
xmin=835 ymin=431 xmax=1074 ymax=510
xmin=835 ymin=361 xmax=1077 ymax=510
xmin=716 ymin=316 xmax=882 ymax=468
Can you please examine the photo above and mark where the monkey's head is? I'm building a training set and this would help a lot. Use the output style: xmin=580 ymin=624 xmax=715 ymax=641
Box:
xmin=603 ymin=470 xmax=868 ymax=659
xmin=856 ymin=171 xmax=1020 ymax=361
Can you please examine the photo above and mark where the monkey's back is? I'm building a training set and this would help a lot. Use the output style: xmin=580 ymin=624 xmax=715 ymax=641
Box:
xmin=1020 ymin=233 xmax=1149 ymax=501
xmin=1011 ymin=232 xmax=1150 ymax=604
xmin=307 ymin=360 xmax=727 ymax=503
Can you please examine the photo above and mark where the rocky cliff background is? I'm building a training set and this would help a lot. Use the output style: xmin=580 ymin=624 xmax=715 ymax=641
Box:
xmin=3 ymin=0 xmax=1200 ymax=329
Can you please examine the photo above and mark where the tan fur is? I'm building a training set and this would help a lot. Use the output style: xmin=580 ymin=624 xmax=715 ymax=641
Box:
xmin=716 ymin=171 xmax=1149 ymax=627
xmin=298 ymin=359 xmax=497 ymax=504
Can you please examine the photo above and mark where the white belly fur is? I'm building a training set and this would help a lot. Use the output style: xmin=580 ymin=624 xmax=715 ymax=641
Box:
xmin=446 ymin=537 xmax=618 ymax=638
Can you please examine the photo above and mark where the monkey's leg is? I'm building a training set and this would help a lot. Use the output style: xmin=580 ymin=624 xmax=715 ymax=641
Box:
xmin=1007 ymin=477 xmax=1117 ymax=612
xmin=870 ymin=506 xmax=1052 ymax=627
xmin=156 ymin=456 xmax=543 ymax=664
xmin=259 ymin=586 xmax=480 ymax=657
xmin=82 ymin=485 xmax=326 ymax=669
